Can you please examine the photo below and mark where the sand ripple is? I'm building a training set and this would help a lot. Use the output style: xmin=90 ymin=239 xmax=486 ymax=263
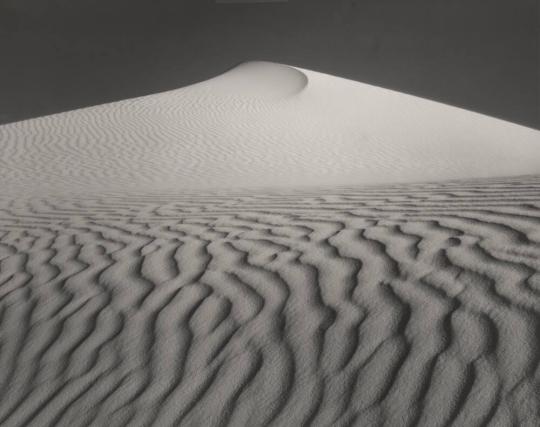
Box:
xmin=0 ymin=176 xmax=539 ymax=426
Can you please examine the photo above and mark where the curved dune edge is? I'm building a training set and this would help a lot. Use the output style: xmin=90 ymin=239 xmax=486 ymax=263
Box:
xmin=200 ymin=61 xmax=309 ymax=99
xmin=0 ymin=61 xmax=539 ymax=196
xmin=0 ymin=176 xmax=539 ymax=425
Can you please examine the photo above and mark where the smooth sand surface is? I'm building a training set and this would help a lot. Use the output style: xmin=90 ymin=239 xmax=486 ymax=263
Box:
xmin=1 ymin=62 xmax=540 ymax=426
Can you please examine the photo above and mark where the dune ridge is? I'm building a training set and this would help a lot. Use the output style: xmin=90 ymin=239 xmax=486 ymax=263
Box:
xmin=0 ymin=176 xmax=540 ymax=425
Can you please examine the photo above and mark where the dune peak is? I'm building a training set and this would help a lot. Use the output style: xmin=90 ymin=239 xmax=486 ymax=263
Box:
xmin=201 ymin=61 xmax=309 ymax=99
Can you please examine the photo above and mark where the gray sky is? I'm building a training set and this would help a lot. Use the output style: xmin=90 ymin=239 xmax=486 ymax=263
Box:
xmin=1 ymin=0 xmax=538 ymax=128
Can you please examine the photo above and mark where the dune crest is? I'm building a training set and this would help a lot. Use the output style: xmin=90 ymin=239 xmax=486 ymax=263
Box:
xmin=202 ymin=61 xmax=309 ymax=99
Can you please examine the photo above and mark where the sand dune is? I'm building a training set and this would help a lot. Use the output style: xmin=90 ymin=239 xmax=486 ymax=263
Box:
xmin=0 ymin=61 xmax=538 ymax=195
xmin=1 ymin=63 xmax=540 ymax=425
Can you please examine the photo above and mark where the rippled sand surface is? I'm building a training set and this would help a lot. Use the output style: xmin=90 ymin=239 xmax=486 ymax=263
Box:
xmin=1 ymin=62 xmax=539 ymax=426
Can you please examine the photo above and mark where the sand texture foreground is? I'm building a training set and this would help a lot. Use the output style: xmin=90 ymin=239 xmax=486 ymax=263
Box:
xmin=1 ymin=62 xmax=540 ymax=426
xmin=1 ymin=178 xmax=540 ymax=426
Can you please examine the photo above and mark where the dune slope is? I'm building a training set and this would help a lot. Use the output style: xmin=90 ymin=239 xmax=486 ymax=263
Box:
xmin=0 ymin=61 xmax=539 ymax=195
xmin=0 ymin=63 xmax=540 ymax=425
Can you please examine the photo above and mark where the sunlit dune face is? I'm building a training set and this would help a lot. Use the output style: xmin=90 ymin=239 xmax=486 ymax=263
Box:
xmin=0 ymin=62 xmax=538 ymax=196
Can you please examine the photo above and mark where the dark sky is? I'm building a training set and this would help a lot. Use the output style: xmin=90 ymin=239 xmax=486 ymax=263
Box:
xmin=1 ymin=0 xmax=538 ymax=128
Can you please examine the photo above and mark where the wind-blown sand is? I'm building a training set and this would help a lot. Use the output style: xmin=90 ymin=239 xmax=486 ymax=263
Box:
xmin=0 ymin=62 xmax=540 ymax=426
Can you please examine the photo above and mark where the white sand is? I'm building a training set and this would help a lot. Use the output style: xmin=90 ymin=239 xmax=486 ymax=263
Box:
xmin=0 ymin=62 xmax=539 ymax=426
xmin=1 ymin=61 xmax=538 ymax=195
